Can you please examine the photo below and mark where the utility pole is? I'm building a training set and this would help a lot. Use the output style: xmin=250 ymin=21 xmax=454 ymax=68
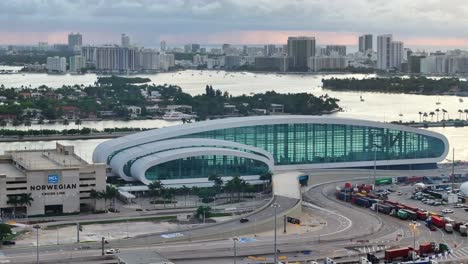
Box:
xmin=233 ymin=237 xmax=238 ymax=264
xmin=33 ymin=224 xmax=40 ymax=264
xmin=283 ymin=215 xmax=287 ymax=233
xmin=101 ymin=237 xmax=105 ymax=256
xmin=451 ymin=148 xmax=455 ymax=193
xmin=271 ymin=203 xmax=280 ymax=264
xmin=76 ymin=222 xmax=80 ymax=243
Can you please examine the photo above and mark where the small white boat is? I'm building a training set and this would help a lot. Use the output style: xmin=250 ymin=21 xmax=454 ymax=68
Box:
xmin=162 ymin=111 xmax=195 ymax=121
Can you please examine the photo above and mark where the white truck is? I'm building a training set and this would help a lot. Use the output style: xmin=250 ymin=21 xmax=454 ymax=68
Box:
xmin=445 ymin=223 xmax=453 ymax=233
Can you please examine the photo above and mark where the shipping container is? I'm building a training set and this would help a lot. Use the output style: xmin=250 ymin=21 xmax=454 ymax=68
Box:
xmin=460 ymin=225 xmax=467 ymax=237
xmin=418 ymin=243 xmax=435 ymax=255
xmin=431 ymin=216 xmax=445 ymax=228
xmin=401 ymin=209 xmax=417 ymax=220
xmin=403 ymin=205 xmax=419 ymax=212
xmin=375 ymin=178 xmax=393 ymax=186
xmin=397 ymin=176 xmax=408 ymax=183
xmin=375 ymin=204 xmax=392 ymax=214
xmin=397 ymin=210 xmax=409 ymax=220
xmin=445 ymin=224 xmax=453 ymax=233
xmin=384 ymin=247 xmax=413 ymax=261
xmin=416 ymin=211 xmax=428 ymax=221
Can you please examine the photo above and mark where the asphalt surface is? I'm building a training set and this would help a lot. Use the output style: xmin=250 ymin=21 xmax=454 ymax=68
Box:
xmin=3 ymin=175 xmax=468 ymax=263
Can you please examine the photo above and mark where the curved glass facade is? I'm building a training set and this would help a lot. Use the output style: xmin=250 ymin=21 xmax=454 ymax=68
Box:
xmin=144 ymin=155 xmax=269 ymax=181
xmin=174 ymin=123 xmax=446 ymax=165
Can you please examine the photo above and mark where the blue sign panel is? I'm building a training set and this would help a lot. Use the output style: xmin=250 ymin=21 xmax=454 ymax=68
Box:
xmin=48 ymin=175 xmax=60 ymax=184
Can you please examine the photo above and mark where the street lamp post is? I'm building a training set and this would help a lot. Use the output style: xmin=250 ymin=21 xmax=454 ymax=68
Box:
xmin=409 ymin=221 xmax=420 ymax=263
xmin=33 ymin=224 xmax=41 ymax=264
xmin=233 ymin=237 xmax=238 ymax=264
xmin=271 ymin=202 xmax=280 ymax=264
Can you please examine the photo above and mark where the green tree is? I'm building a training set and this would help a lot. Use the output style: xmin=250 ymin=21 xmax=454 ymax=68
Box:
xmin=89 ymin=189 xmax=102 ymax=211
xmin=259 ymin=171 xmax=273 ymax=193
xmin=180 ymin=185 xmax=191 ymax=207
xmin=225 ymin=176 xmax=249 ymax=202
xmin=195 ymin=206 xmax=212 ymax=220
xmin=148 ymin=180 xmax=163 ymax=204
xmin=0 ymin=224 xmax=12 ymax=243
xmin=6 ymin=195 xmax=21 ymax=216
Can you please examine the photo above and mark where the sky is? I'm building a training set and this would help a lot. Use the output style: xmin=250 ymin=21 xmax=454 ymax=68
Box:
xmin=2 ymin=0 xmax=468 ymax=50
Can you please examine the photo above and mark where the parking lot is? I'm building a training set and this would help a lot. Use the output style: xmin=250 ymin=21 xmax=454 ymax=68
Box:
xmin=383 ymin=184 xmax=467 ymax=222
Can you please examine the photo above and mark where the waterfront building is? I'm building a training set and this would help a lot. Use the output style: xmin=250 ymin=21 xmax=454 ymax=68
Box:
xmin=287 ymin=36 xmax=316 ymax=71
xmin=224 ymin=55 xmax=242 ymax=69
xmin=121 ymin=33 xmax=130 ymax=47
xmin=377 ymin=34 xmax=392 ymax=70
xmin=95 ymin=46 xmax=136 ymax=72
xmin=307 ymin=55 xmax=347 ymax=72
xmin=254 ymin=56 xmax=293 ymax=72
xmin=46 ymin=56 xmax=66 ymax=73
xmin=69 ymin=55 xmax=85 ymax=73
xmin=359 ymin=34 xmax=373 ymax=52
xmin=68 ymin=32 xmax=82 ymax=50
xmin=159 ymin=53 xmax=175 ymax=71
xmin=0 ymin=144 xmax=106 ymax=216
xmin=93 ymin=116 xmax=449 ymax=187
xmin=325 ymin=45 xmax=347 ymax=56
xmin=390 ymin=41 xmax=404 ymax=70
xmin=264 ymin=44 xmax=278 ymax=57
xmin=408 ymin=55 xmax=426 ymax=73
xmin=160 ymin=40 xmax=167 ymax=52
xmin=136 ymin=49 xmax=160 ymax=71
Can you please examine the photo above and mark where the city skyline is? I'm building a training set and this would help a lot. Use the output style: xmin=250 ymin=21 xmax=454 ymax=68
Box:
xmin=1 ymin=0 xmax=468 ymax=50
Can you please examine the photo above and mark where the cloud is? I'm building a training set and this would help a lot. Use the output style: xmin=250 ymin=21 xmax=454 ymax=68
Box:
xmin=0 ymin=0 xmax=468 ymax=48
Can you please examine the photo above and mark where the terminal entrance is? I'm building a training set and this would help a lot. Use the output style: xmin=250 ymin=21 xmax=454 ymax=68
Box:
xmin=45 ymin=205 xmax=63 ymax=214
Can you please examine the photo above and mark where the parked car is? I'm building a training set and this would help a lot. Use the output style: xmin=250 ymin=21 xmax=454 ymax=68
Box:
xmin=397 ymin=191 xmax=403 ymax=195
xmin=441 ymin=209 xmax=454 ymax=214
xmin=2 ymin=241 xmax=15 ymax=245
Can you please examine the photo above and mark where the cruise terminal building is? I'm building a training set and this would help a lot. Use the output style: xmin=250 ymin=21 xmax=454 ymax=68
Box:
xmin=0 ymin=144 xmax=106 ymax=217
xmin=93 ymin=116 xmax=449 ymax=187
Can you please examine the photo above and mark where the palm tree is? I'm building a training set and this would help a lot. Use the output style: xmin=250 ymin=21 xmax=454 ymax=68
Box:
xmin=208 ymin=174 xmax=223 ymax=204
xmin=6 ymin=195 xmax=20 ymax=217
xmin=19 ymin=193 xmax=34 ymax=207
xmin=162 ymin=188 xmax=175 ymax=208
xmin=180 ymin=185 xmax=190 ymax=207
xmin=259 ymin=171 xmax=273 ymax=193
xmin=429 ymin=112 xmax=435 ymax=121
xmin=418 ymin=111 xmax=422 ymax=122
xmin=75 ymin=119 xmax=82 ymax=131
xmin=435 ymin=108 xmax=440 ymax=122
xmin=464 ymin=109 xmax=468 ymax=121
xmin=226 ymin=176 xmax=248 ymax=202
xmin=90 ymin=189 xmax=102 ymax=211
xmin=423 ymin=112 xmax=428 ymax=122
xmin=442 ymin=109 xmax=447 ymax=121
xmin=148 ymin=180 xmax=163 ymax=204
xmin=458 ymin=109 xmax=463 ymax=120
xmin=105 ymin=185 xmax=119 ymax=210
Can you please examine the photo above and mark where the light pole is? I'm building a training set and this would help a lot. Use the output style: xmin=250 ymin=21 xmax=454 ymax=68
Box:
xmin=271 ymin=202 xmax=280 ymax=264
xmin=409 ymin=221 xmax=420 ymax=263
xmin=33 ymin=224 xmax=41 ymax=264
xmin=233 ymin=237 xmax=238 ymax=264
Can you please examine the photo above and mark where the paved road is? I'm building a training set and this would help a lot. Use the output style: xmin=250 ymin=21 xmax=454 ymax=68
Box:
xmin=4 ymin=174 xmax=467 ymax=263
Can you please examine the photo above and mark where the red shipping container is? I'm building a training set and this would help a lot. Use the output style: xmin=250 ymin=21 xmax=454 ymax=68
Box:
xmin=416 ymin=211 xmax=427 ymax=220
xmin=385 ymin=247 xmax=412 ymax=261
xmin=419 ymin=243 xmax=433 ymax=254
xmin=431 ymin=216 xmax=445 ymax=228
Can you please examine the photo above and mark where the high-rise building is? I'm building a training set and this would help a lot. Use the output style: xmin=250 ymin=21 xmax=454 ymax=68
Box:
xmin=224 ymin=55 xmax=242 ymax=69
xmin=325 ymin=45 xmax=346 ymax=56
xmin=69 ymin=55 xmax=85 ymax=73
xmin=377 ymin=34 xmax=392 ymax=70
xmin=358 ymin=34 xmax=373 ymax=52
xmin=254 ymin=56 xmax=293 ymax=72
xmin=68 ymin=33 xmax=82 ymax=49
xmin=307 ymin=55 xmax=347 ymax=72
xmin=160 ymin=41 xmax=167 ymax=52
xmin=121 ymin=34 xmax=130 ymax=47
xmin=287 ymin=36 xmax=316 ymax=70
xmin=222 ymin=44 xmax=231 ymax=53
xmin=95 ymin=46 xmax=136 ymax=71
xmin=263 ymin=44 xmax=277 ymax=57
xmin=46 ymin=56 xmax=67 ymax=73
xmin=390 ymin=41 xmax=404 ymax=70
xmin=408 ymin=55 xmax=426 ymax=73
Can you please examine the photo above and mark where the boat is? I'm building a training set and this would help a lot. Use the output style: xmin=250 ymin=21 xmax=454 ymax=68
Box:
xmin=360 ymin=95 xmax=365 ymax=102
xmin=162 ymin=111 xmax=195 ymax=121
xmin=459 ymin=98 xmax=464 ymax=103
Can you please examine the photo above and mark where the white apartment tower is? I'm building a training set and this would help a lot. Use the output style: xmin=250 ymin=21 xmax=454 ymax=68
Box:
xmin=390 ymin=41 xmax=404 ymax=70
xmin=121 ymin=34 xmax=131 ymax=47
xmin=377 ymin=34 xmax=392 ymax=70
